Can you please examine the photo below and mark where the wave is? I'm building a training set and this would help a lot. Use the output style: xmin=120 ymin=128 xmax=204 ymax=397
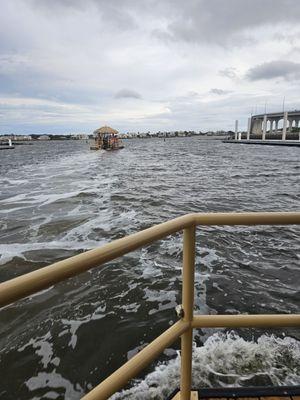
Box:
xmin=112 ymin=332 xmax=300 ymax=399
xmin=0 ymin=239 xmax=106 ymax=265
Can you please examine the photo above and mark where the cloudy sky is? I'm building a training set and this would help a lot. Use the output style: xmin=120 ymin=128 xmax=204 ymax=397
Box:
xmin=1 ymin=0 xmax=300 ymax=134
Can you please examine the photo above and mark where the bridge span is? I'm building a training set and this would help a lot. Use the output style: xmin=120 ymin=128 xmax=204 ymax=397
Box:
xmin=250 ymin=110 xmax=300 ymax=140
xmin=226 ymin=110 xmax=300 ymax=146
xmin=233 ymin=110 xmax=300 ymax=141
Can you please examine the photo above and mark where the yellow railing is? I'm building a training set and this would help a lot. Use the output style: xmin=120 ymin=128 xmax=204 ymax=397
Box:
xmin=1 ymin=212 xmax=300 ymax=400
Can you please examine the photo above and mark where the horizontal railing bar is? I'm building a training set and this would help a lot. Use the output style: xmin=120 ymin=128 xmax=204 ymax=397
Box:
xmin=192 ymin=314 xmax=300 ymax=328
xmin=82 ymin=320 xmax=190 ymax=400
xmin=194 ymin=211 xmax=300 ymax=226
xmin=1 ymin=212 xmax=299 ymax=308
xmin=0 ymin=214 xmax=195 ymax=308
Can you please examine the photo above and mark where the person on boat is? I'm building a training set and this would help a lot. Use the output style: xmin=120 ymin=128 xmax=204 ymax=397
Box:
xmin=111 ymin=134 xmax=117 ymax=149
xmin=103 ymin=134 xmax=109 ymax=149
xmin=90 ymin=126 xmax=123 ymax=150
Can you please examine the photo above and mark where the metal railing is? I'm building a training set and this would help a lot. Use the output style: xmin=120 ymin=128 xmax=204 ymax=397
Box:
xmin=0 ymin=212 xmax=300 ymax=400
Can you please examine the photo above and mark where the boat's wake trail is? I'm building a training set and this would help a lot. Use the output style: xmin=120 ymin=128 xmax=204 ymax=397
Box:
xmin=112 ymin=332 xmax=300 ymax=400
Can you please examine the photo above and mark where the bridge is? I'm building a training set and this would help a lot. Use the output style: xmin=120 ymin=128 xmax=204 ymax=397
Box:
xmin=228 ymin=110 xmax=300 ymax=145
xmin=250 ymin=110 xmax=300 ymax=140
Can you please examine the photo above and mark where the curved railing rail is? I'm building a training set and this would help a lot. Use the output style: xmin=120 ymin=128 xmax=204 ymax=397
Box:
xmin=1 ymin=212 xmax=300 ymax=400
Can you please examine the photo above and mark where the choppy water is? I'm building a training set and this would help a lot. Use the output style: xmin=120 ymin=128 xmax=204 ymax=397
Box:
xmin=0 ymin=138 xmax=299 ymax=400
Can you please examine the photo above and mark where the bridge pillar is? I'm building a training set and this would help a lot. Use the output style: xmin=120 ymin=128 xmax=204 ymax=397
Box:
xmin=247 ymin=117 xmax=251 ymax=140
xmin=252 ymin=118 xmax=262 ymax=135
xmin=294 ymin=120 xmax=298 ymax=136
xmin=258 ymin=119 xmax=262 ymax=135
xmin=262 ymin=115 xmax=267 ymax=140
xmin=275 ymin=120 xmax=278 ymax=133
xmin=271 ymin=119 xmax=276 ymax=133
xmin=235 ymin=120 xmax=238 ymax=140
xmin=282 ymin=111 xmax=288 ymax=140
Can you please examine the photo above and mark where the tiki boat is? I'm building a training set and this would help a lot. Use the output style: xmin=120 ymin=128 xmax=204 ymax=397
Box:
xmin=90 ymin=126 xmax=124 ymax=151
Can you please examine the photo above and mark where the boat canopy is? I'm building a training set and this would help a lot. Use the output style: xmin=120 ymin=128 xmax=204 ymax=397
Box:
xmin=93 ymin=126 xmax=118 ymax=136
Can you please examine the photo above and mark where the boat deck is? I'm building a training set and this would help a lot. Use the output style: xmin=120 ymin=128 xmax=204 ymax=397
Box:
xmin=168 ymin=386 xmax=300 ymax=400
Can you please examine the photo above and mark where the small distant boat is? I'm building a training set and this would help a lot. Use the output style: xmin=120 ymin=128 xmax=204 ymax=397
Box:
xmin=0 ymin=139 xmax=15 ymax=150
xmin=90 ymin=126 xmax=124 ymax=151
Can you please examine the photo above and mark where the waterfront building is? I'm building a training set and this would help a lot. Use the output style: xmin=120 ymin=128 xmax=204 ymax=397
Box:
xmin=0 ymin=135 xmax=32 ymax=141
xmin=38 ymin=135 xmax=51 ymax=140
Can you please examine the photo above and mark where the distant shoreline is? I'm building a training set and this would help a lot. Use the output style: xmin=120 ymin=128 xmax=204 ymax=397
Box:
xmin=0 ymin=134 xmax=230 ymax=143
xmin=122 ymin=134 xmax=229 ymax=140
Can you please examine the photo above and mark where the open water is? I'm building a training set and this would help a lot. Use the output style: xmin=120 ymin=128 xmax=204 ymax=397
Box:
xmin=0 ymin=138 xmax=299 ymax=399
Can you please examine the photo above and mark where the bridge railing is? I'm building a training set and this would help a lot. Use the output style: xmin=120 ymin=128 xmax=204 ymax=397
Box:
xmin=0 ymin=212 xmax=300 ymax=400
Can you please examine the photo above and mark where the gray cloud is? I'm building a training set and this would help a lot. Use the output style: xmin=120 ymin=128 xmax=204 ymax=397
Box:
xmin=114 ymin=89 xmax=142 ymax=99
xmin=160 ymin=0 xmax=300 ymax=46
xmin=210 ymin=88 xmax=232 ymax=95
xmin=30 ymin=0 xmax=138 ymax=30
xmin=31 ymin=0 xmax=86 ymax=12
xmin=219 ymin=68 xmax=238 ymax=79
xmin=30 ymin=0 xmax=300 ymax=46
xmin=247 ymin=60 xmax=300 ymax=81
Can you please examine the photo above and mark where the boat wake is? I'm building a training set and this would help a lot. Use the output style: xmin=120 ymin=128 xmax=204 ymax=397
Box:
xmin=1 ymin=140 xmax=299 ymax=400
xmin=113 ymin=332 xmax=300 ymax=399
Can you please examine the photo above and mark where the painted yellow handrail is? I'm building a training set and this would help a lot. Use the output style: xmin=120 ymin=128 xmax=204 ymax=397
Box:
xmin=0 ymin=213 xmax=195 ymax=308
xmin=0 ymin=212 xmax=300 ymax=400
xmin=84 ymin=320 xmax=190 ymax=400
xmin=192 ymin=314 xmax=300 ymax=328
xmin=1 ymin=212 xmax=299 ymax=308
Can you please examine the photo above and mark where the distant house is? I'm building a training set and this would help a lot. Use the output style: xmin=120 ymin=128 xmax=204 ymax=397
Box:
xmin=77 ymin=134 xmax=88 ymax=140
xmin=38 ymin=135 xmax=50 ymax=140
xmin=0 ymin=135 xmax=32 ymax=141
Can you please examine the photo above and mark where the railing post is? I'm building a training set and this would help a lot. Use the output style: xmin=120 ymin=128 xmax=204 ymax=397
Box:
xmin=180 ymin=225 xmax=196 ymax=400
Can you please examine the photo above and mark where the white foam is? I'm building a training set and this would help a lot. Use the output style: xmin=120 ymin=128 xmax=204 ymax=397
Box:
xmin=160 ymin=235 xmax=182 ymax=261
xmin=2 ymin=178 xmax=29 ymax=185
xmin=18 ymin=331 xmax=57 ymax=369
xmin=0 ymin=238 xmax=106 ymax=265
xmin=112 ymin=332 xmax=300 ymax=399
xmin=139 ymin=249 xmax=164 ymax=278
xmin=61 ymin=303 xmax=106 ymax=349
xmin=25 ymin=371 xmax=84 ymax=399
xmin=0 ymin=188 xmax=97 ymax=210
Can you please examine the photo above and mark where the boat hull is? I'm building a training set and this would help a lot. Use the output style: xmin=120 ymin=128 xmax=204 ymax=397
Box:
xmin=90 ymin=146 xmax=124 ymax=151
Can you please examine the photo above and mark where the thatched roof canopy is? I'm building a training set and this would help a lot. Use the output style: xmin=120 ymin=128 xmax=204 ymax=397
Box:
xmin=93 ymin=126 xmax=118 ymax=135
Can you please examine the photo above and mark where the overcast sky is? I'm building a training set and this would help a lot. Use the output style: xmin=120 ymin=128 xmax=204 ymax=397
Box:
xmin=1 ymin=0 xmax=300 ymax=134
